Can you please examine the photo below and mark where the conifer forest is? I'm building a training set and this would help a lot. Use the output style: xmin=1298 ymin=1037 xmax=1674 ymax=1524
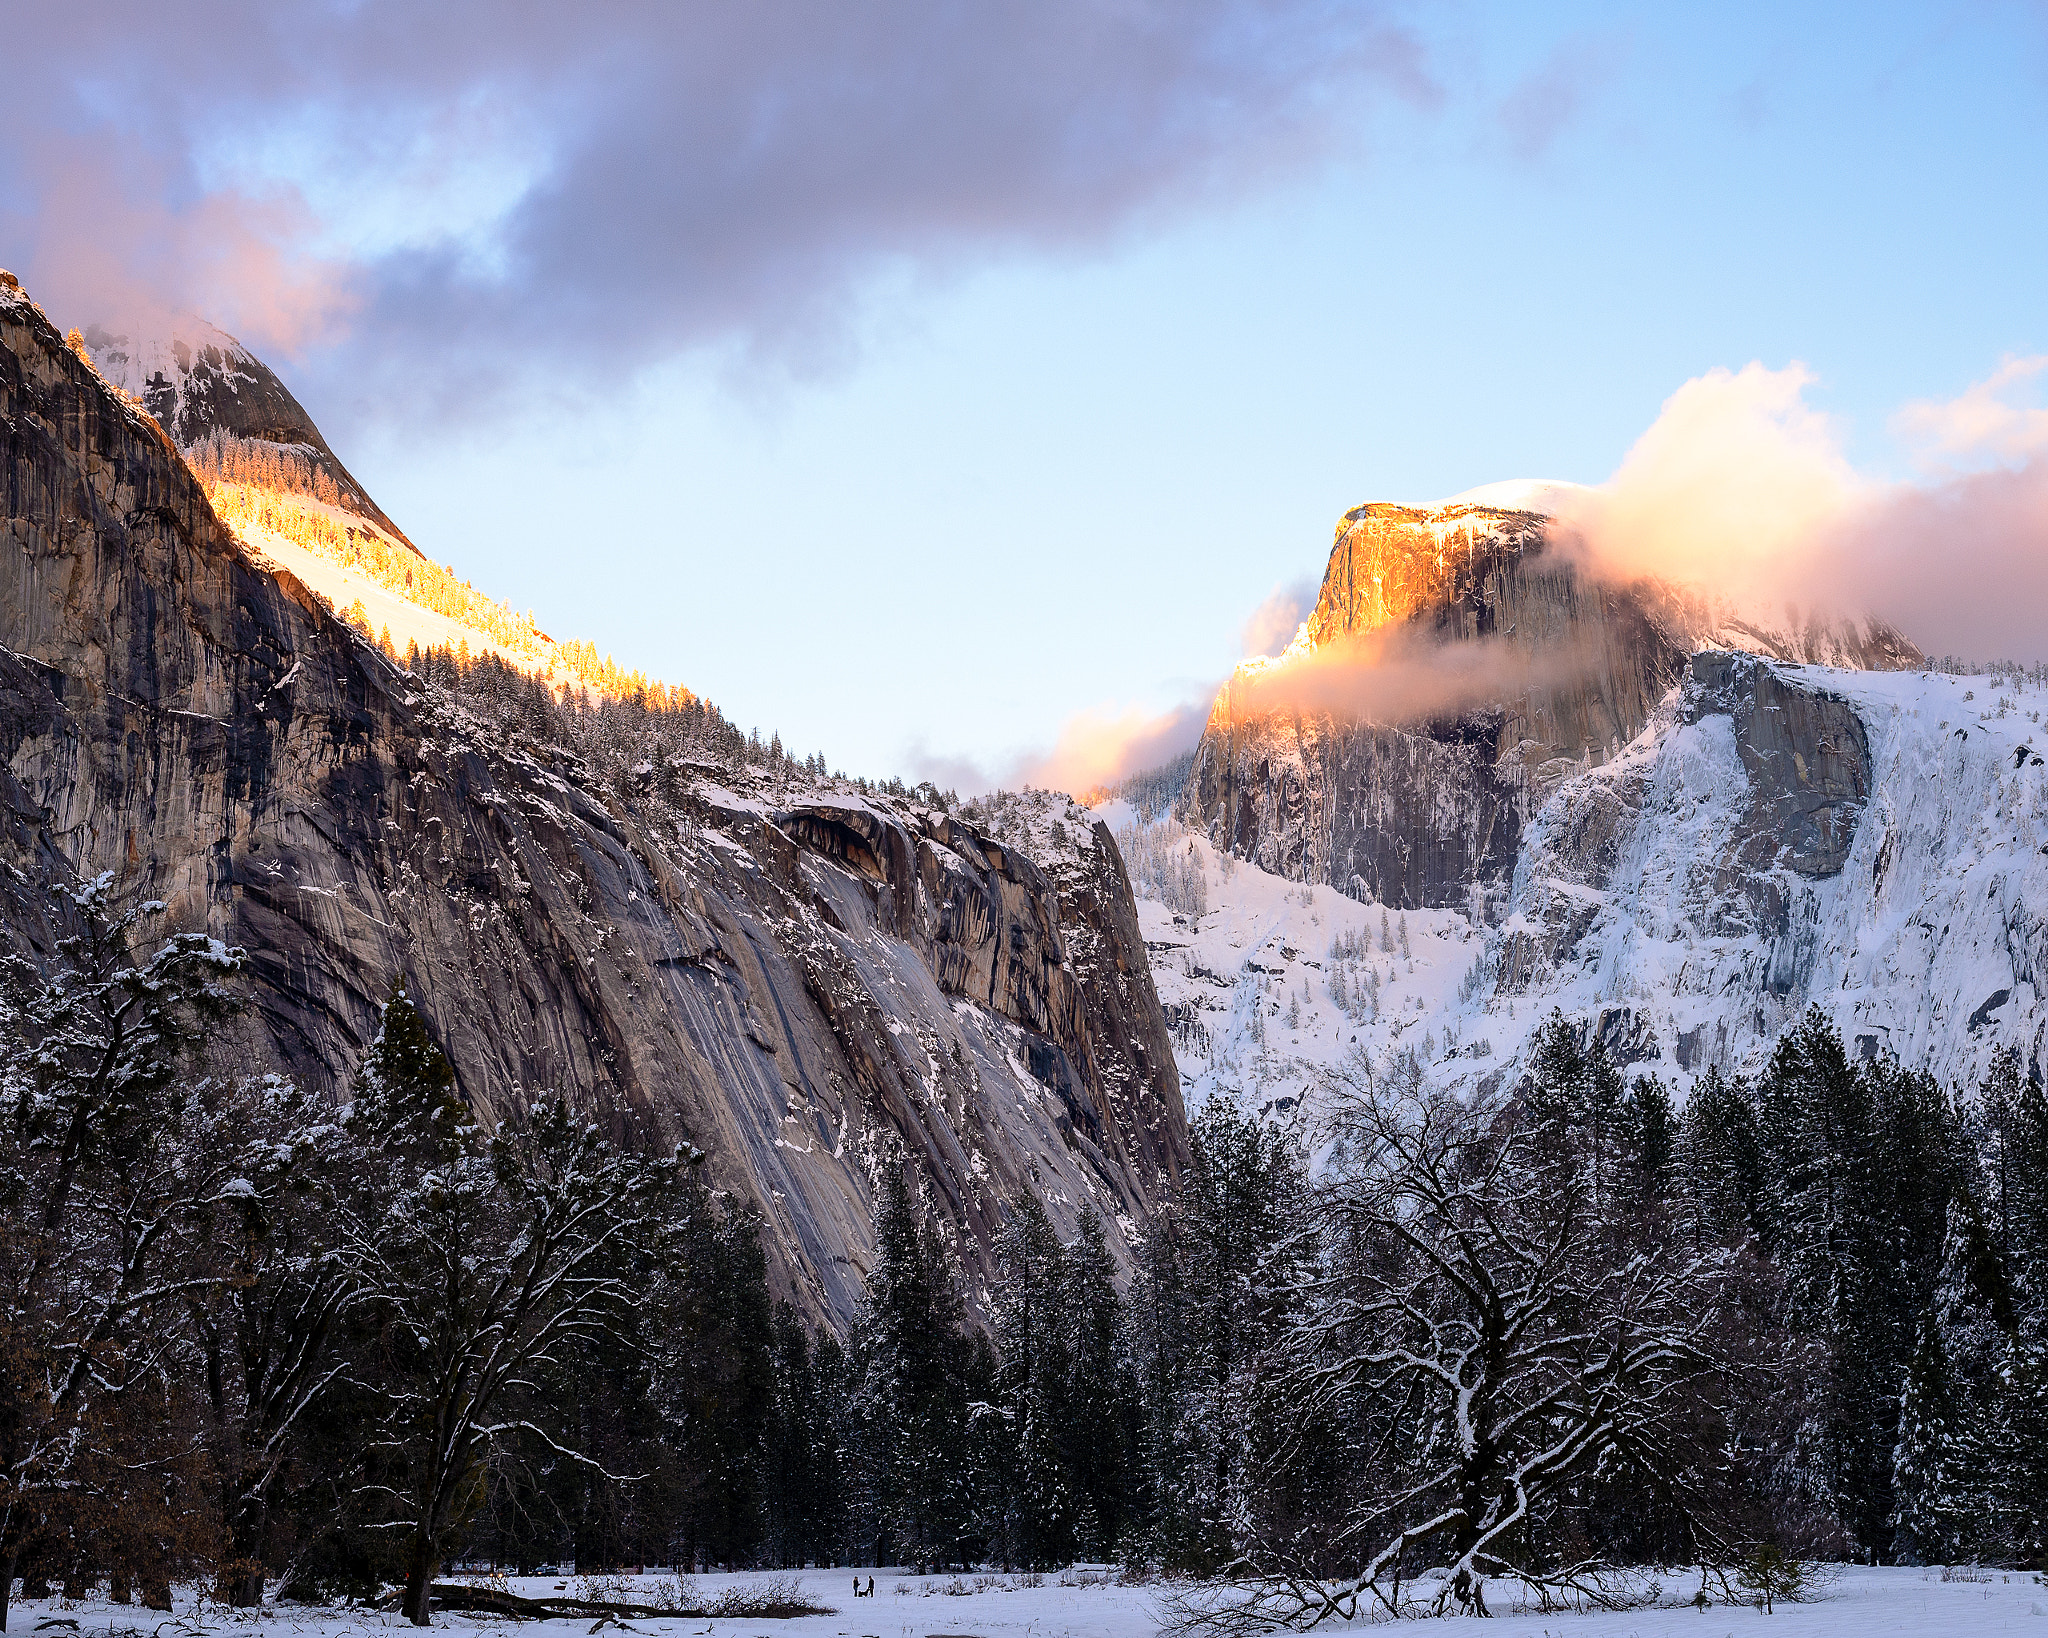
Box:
xmin=4 ymin=658 xmax=2046 ymax=1627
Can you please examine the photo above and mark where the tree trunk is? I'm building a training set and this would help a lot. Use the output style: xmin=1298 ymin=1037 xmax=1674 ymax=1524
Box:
xmin=0 ymin=1544 xmax=16 ymax=1633
xmin=400 ymin=1534 xmax=440 ymax=1627
xmin=109 ymin=1569 xmax=131 ymax=1605
xmin=218 ymin=1558 xmax=265 ymax=1608
xmin=218 ymin=1489 xmax=268 ymax=1607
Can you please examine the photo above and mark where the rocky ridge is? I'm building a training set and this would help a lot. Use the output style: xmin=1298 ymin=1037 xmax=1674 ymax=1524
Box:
xmin=0 ymin=279 xmax=1187 ymax=1328
xmin=82 ymin=314 xmax=415 ymax=550
xmin=1181 ymin=496 xmax=1920 ymax=913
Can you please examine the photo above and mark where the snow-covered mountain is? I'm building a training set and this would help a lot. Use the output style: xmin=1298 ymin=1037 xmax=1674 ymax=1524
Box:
xmin=82 ymin=314 xmax=414 ymax=547
xmin=1110 ymin=490 xmax=2041 ymax=1117
xmin=1104 ymin=653 xmax=2046 ymax=1116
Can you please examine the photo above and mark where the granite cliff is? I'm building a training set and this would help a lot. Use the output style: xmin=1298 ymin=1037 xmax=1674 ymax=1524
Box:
xmin=1181 ymin=496 xmax=1919 ymax=912
xmin=0 ymin=279 xmax=1187 ymax=1329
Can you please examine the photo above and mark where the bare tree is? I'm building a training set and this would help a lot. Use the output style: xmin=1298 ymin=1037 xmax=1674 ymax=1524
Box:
xmin=0 ymin=876 xmax=243 ymax=1628
xmin=338 ymin=994 xmax=697 ymax=1625
xmin=1182 ymin=1072 xmax=1728 ymax=1628
xmin=182 ymin=1075 xmax=376 ymax=1606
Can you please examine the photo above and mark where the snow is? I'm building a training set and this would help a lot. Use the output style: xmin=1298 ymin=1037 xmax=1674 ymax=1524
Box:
xmin=82 ymin=314 xmax=260 ymax=403
xmin=6 ymin=1566 xmax=2044 ymax=1637
xmin=1436 ymin=476 xmax=1592 ymax=515
xmin=1117 ymin=819 xmax=1486 ymax=1124
xmin=237 ymin=525 xmax=538 ymax=670
xmin=1102 ymin=661 xmax=2048 ymax=1115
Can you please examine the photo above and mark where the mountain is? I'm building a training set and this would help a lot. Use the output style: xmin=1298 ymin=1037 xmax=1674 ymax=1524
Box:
xmin=81 ymin=314 xmax=414 ymax=549
xmin=1184 ymin=495 xmax=1920 ymax=914
xmin=0 ymin=278 xmax=1188 ymax=1328
xmin=1115 ymin=492 xmax=2041 ymax=1110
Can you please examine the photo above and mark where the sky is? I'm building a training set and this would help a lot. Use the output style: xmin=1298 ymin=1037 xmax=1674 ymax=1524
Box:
xmin=5 ymin=1 xmax=2046 ymax=788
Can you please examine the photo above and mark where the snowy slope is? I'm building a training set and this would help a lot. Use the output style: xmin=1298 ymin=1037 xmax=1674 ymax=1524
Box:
xmin=1097 ymin=803 xmax=1494 ymax=1127
xmin=1492 ymin=660 xmax=2048 ymax=1093
xmin=84 ymin=314 xmax=257 ymax=404
xmin=1101 ymin=659 xmax=2048 ymax=1116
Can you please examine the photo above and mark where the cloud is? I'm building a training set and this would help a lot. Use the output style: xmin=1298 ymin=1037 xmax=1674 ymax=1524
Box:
xmin=1225 ymin=625 xmax=1595 ymax=725
xmin=1892 ymin=355 xmax=2048 ymax=467
xmin=1010 ymin=700 xmax=1211 ymax=801
xmin=3 ymin=2 xmax=1431 ymax=412
xmin=1239 ymin=575 xmax=1320 ymax=657
xmin=1554 ymin=359 xmax=2048 ymax=660
xmin=1551 ymin=362 xmax=1859 ymax=606
xmin=1006 ymin=351 xmax=2048 ymax=803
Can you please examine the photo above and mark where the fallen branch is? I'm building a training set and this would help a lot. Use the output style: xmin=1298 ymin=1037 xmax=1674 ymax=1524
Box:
xmin=400 ymin=1581 xmax=832 ymax=1621
xmin=373 ymin=1585 xmax=690 ymax=1621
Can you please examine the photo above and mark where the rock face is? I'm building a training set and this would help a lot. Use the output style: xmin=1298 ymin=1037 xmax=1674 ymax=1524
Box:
xmin=1 ymin=283 xmax=1186 ymax=1329
xmin=81 ymin=315 xmax=415 ymax=549
xmin=1117 ymin=649 xmax=2046 ymax=1126
xmin=1181 ymin=497 xmax=1919 ymax=912
xmin=1487 ymin=650 xmax=2048 ymax=1091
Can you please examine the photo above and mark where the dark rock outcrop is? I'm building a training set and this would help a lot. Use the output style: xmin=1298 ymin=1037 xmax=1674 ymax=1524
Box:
xmin=2 ymin=283 xmax=1186 ymax=1329
xmin=1686 ymin=650 xmax=1872 ymax=881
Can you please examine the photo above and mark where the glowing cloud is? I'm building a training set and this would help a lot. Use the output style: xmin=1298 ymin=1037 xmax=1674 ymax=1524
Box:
xmin=1556 ymin=357 xmax=2048 ymax=659
xmin=1016 ymin=702 xmax=1208 ymax=800
xmin=1553 ymin=362 xmax=1860 ymax=606
xmin=1892 ymin=355 xmax=2048 ymax=468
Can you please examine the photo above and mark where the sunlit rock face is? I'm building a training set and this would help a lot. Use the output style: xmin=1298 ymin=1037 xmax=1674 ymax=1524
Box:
xmin=81 ymin=316 xmax=416 ymax=551
xmin=1180 ymin=497 xmax=1920 ymax=912
xmin=2 ymin=283 xmax=1186 ymax=1330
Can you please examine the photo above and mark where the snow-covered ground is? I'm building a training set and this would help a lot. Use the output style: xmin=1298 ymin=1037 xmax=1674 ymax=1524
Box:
xmin=8 ymin=1565 xmax=2044 ymax=1637
xmin=1095 ymin=660 xmax=2048 ymax=1119
xmin=1092 ymin=801 xmax=1494 ymax=1127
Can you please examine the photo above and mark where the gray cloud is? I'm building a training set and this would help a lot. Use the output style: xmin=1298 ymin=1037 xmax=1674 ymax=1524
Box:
xmin=3 ymin=2 xmax=1431 ymax=419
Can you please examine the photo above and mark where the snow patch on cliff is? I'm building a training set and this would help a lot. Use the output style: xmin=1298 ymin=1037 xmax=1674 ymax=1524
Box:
xmin=1105 ymin=662 xmax=2048 ymax=1114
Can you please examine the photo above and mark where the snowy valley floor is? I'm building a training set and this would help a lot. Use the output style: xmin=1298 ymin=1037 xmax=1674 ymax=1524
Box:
xmin=9 ymin=1567 xmax=2047 ymax=1638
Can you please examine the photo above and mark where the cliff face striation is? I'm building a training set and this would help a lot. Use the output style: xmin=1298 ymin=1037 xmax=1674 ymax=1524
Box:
xmin=1181 ymin=496 xmax=1919 ymax=912
xmin=0 ymin=283 xmax=1186 ymax=1329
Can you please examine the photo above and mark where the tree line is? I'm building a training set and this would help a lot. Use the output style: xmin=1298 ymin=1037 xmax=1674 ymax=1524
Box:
xmin=6 ymin=872 xmax=2046 ymax=1627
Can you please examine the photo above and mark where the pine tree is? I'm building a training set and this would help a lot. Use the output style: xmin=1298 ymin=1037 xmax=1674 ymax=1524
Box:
xmin=851 ymin=1164 xmax=975 ymax=1569
xmin=1059 ymin=1210 xmax=1136 ymax=1559
xmin=1621 ymin=1075 xmax=1678 ymax=1218
xmin=1757 ymin=1012 xmax=1959 ymax=1554
xmin=990 ymin=1189 xmax=1072 ymax=1567
xmin=1892 ymin=1307 xmax=1966 ymax=1562
xmin=1680 ymin=1065 xmax=1766 ymax=1244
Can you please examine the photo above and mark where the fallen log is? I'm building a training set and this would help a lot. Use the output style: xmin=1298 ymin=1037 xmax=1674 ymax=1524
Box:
xmin=379 ymin=1584 xmax=703 ymax=1621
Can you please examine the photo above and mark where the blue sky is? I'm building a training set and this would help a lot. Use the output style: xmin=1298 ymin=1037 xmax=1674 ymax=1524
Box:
xmin=10 ymin=1 xmax=2047 ymax=784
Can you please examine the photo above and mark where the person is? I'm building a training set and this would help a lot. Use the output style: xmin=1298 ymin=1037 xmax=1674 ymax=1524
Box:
xmin=866 ymin=1576 xmax=875 ymax=1597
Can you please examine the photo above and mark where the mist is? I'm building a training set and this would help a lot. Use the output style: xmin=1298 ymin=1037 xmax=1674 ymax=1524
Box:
xmin=1555 ymin=358 xmax=2048 ymax=660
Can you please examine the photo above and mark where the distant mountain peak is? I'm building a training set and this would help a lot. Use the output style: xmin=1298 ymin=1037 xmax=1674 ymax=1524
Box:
xmin=81 ymin=316 xmax=415 ymax=551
